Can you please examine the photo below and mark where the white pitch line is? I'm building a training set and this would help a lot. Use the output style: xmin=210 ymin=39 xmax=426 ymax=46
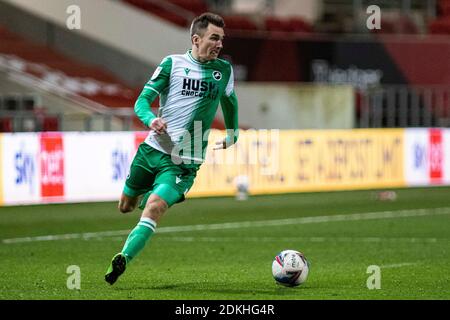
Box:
xmin=149 ymin=236 xmax=442 ymax=243
xmin=72 ymin=236 xmax=445 ymax=243
xmin=381 ymin=262 xmax=418 ymax=268
xmin=2 ymin=207 xmax=450 ymax=244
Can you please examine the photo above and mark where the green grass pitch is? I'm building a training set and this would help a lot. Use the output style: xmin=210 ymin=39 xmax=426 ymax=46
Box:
xmin=0 ymin=187 xmax=449 ymax=300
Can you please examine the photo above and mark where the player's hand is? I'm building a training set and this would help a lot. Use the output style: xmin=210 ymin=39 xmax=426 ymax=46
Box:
xmin=213 ymin=137 xmax=229 ymax=150
xmin=150 ymin=118 xmax=167 ymax=135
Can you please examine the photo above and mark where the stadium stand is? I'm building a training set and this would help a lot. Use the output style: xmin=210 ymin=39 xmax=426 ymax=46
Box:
xmin=123 ymin=0 xmax=197 ymax=27
xmin=123 ymin=0 xmax=312 ymax=34
xmin=0 ymin=91 xmax=60 ymax=132
xmin=371 ymin=14 xmax=419 ymax=34
xmin=0 ymin=23 xmax=145 ymax=132
xmin=221 ymin=14 xmax=260 ymax=31
xmin=0 ymin=0 xmax=447 ymax=131
xmin=0 ymin=25 xmax=139 ymax=109
xmin=264 ymin=16 xmax=313 ymax=33
xmin=429 ymin=0 xmax=450 ymax=33
xmin=168 ymin=0 xmax=209 ymax=15
xmin=0 ymin=21 xmax=229 ymax=132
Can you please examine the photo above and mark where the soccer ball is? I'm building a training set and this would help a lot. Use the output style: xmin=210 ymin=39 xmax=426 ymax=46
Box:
xmin=272 ymin=249 xmax=309 ymax=287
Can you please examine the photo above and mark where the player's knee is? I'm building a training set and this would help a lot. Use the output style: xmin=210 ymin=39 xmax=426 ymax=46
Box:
xmin=148 ymin=198 xmax=167 ymax=215
xmin=144 ymin=196 xmax=168 ymax=220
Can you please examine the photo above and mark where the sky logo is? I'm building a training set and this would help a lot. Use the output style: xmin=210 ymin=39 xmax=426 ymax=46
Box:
xmin=413 ymin=143 xmax=425 ymax=169
xmin=15 ymin=150 xmax=35 ymax=193
xmin=112 ymin=149 xmax=129 ymax=181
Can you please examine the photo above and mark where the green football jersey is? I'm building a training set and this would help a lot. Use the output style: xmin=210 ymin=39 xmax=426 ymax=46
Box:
xmin=135 ymin=50 xmax=239 ymax=163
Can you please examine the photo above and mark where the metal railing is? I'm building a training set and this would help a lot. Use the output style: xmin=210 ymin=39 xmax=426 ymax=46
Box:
xmin=357 ymin=85 xmax=450 ymax=128
xmin=0 ymin=110 xmax=139 ymax=132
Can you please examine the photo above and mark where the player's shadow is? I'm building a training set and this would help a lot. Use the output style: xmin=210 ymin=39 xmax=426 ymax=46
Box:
xmin=114 ymin=282 xmax=311 ymax=297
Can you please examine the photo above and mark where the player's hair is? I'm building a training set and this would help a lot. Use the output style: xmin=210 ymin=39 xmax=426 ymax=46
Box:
xmin=190 ymin=12 xmax=225 ymax=38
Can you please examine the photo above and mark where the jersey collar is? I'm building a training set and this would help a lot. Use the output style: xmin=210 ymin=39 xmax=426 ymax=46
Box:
xmin=187 ymin=50 xmax=213 ymax=65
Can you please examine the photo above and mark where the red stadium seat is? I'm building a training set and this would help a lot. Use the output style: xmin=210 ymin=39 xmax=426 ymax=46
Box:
xmin=166 ymin=0 xmax=208 ymax=15
xmin=439 ymin=0 xmax=450 ymax=16
xmin=429 ymin=17 xmax=450 ymax=34
xmin=264 ymin=16 xmax=313 ymax=33
xmin=287 ymin=17 xmax=313 ymax=33
xmin=371 ymin=15 xmax=418 ymax=34
xmin=264 ymin=16 xmax=285 ymax=32
xmin=42 ymin=116 xmax=59 ymax=132
xmin=151 ymin=9 xmax=190 ymax=27
xmin=0 ymin=27 xmax=20 ymax=40
xmin=223 ymin=15 xmax=259 ymax=31
xmin=123 ymin=0 xmax=190 ymax=27
xmin=429 ymin=0 xmax=450 ymax=34
xmin=0 ymin=118 xmax=13 ymax=132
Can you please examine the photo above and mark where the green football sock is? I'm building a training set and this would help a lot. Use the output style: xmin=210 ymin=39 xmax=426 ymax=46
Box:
xmin=121 ymin=217 xmax=156 ymax=263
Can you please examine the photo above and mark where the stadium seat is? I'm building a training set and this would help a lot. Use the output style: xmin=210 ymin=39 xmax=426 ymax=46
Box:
xmin=21 ymin=96 xmax=36 ymax=111
xmin=264 ymin=16 xmax=285 ymax=32
xmin=439 ymin=0 xmax=450 ymax=16
xmin=428 ymin=0 xmax=450 ymax=34
xmin=166 ymin=0 xmax=208 ymax=15
xmin=0 ymin=26 xmax=20 ymax=40
xmin=151 ymin=9 xmax=190 ymax=27
xmin=123 ymin=0 xmax=190 ymax=27
xmin=3 ymin=96 xmax=20 ymax=111
xmin=286 ymin=17 xmax=313 ymax=33
xmin=42 ymin=116 xmax=59 ymax=131
xmin=0 ymin=118 xmax=13 ymax=132
xmin=223 ymin=15 xmax=259 ymax=31
xmin=264 ymin=16 xmax=313 ymax=33
xmin=429 ymin=15 xmax=450 ymax=34
xmin=371 ymin=15 xmax=418 ymax=34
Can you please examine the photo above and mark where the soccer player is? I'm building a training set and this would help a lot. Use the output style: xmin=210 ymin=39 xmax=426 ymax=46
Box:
xmin=105 ymin=12 xmax=239 ymax=285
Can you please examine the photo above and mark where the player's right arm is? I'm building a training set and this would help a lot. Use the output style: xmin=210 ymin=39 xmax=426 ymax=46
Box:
xmin=134 ymin=57 xmax=172 ymax=130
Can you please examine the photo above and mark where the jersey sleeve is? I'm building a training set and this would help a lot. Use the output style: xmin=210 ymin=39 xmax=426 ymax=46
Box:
xmin=134 ymin=57 xmax=172 ymax=127
xmin=224 ymin=64 xmax=235 ymax=97
xmin=220 ymin=65 xmax=239 ymax=145
xmin=144 ymin=56 xmax=172 ymax=94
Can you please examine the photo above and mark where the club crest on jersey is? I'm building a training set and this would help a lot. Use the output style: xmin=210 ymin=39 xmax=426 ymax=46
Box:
xmin=212 ymin=71 xmax=222 ymax=81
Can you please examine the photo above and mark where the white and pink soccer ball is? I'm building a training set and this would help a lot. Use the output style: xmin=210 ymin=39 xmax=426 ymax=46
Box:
xmin=272 ymin=249 xmax=309 ymax=287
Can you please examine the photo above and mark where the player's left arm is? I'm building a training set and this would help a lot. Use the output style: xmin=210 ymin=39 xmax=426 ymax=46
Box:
xmin=214 ymin=66 xmax=239 ymax=150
